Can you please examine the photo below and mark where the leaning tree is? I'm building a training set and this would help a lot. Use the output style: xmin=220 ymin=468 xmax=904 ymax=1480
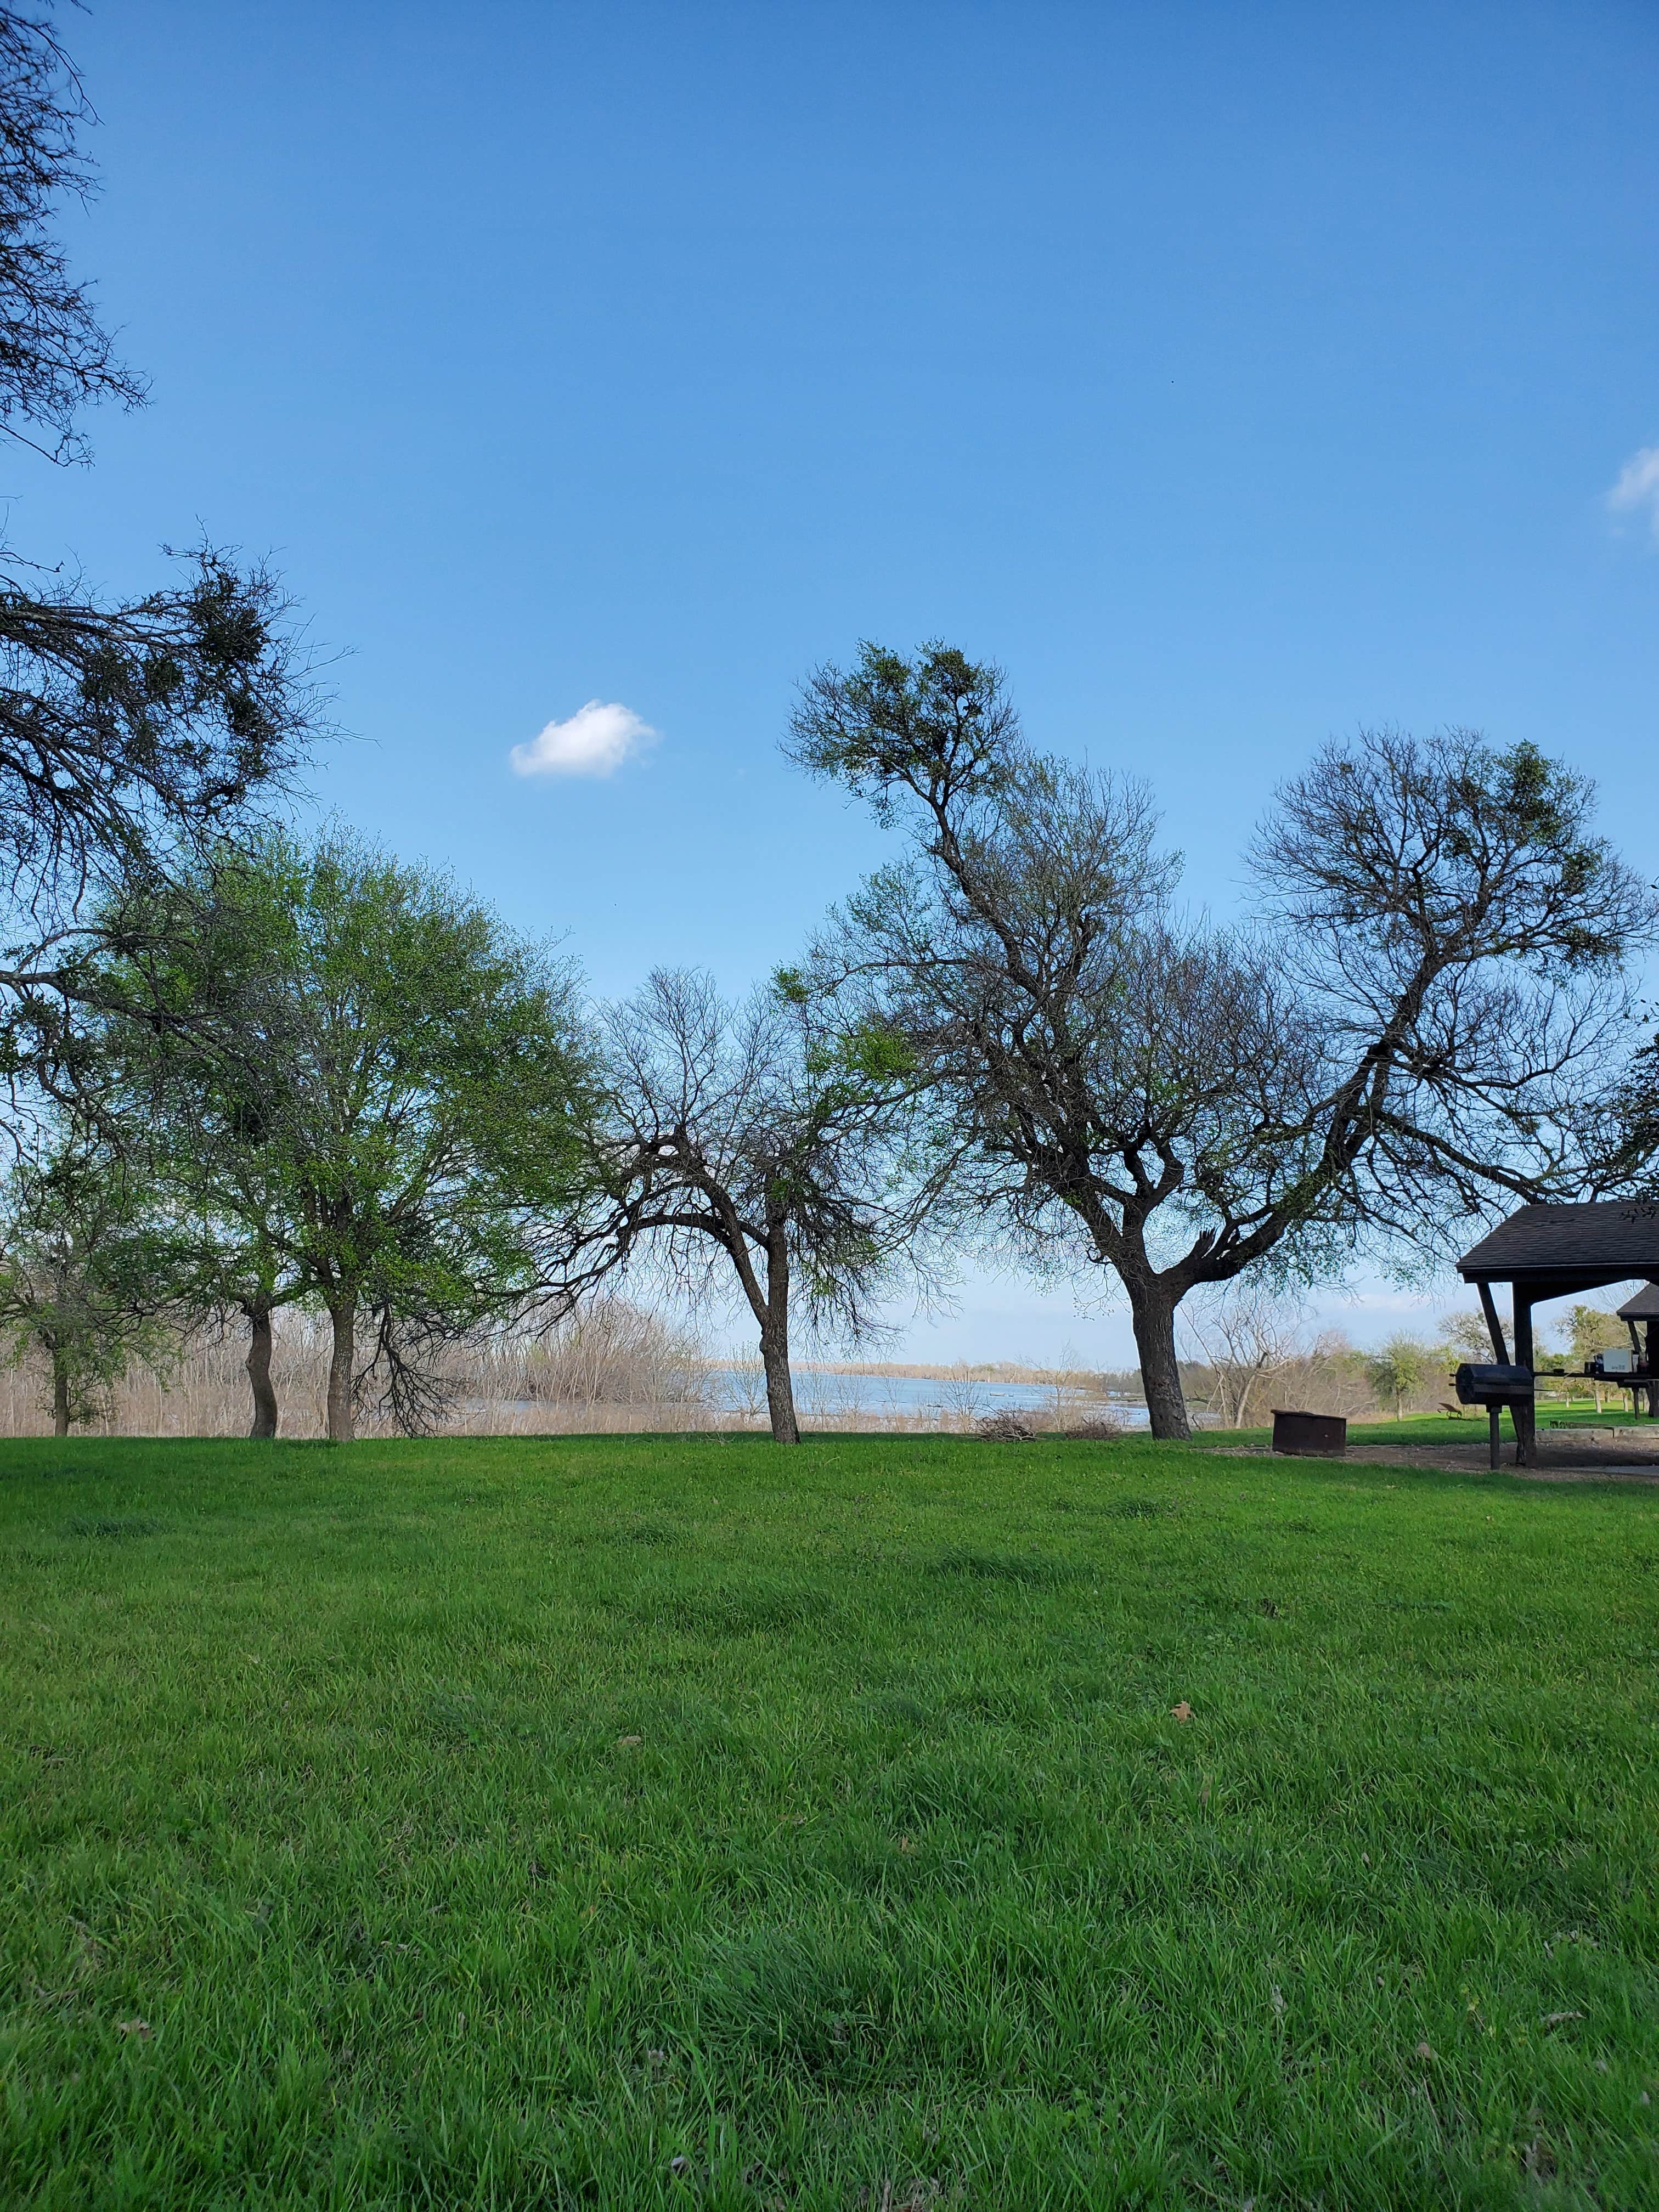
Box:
xmin=790 ymin=642 xmax=1655 ymax=1437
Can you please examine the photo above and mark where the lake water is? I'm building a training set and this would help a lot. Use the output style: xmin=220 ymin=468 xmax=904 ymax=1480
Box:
xmin=707 ymin=1367 xmax=1150 ymax=1427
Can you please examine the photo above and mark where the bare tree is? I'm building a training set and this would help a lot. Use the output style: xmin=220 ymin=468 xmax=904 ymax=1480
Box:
xmin=791 ymin=644 xmax=1655 ymax=1438
xmin=724 ymin=1352 xmax=771 ymax=1429
xmin=938 ymin=1360 xmax=986 ymax=1427
xmin=1179 ymin=1286 xmax=1306 ymax=1428
xmin=1438 ymin=1307 xmax=1493 ymax=1361
xmin=583 ymin=969 xmax=938 ymax=1444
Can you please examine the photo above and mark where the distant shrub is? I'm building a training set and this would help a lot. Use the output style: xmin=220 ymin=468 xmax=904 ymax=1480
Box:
xmin=976 ymin=1410 xmax=1038 ymax=1441
xmin=975 ymin=1409 xmax=1126 ymax=1441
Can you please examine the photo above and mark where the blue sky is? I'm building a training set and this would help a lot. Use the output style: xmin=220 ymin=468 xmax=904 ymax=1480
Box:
xmin=20 ymin=1 xmax=1659 ymax=1362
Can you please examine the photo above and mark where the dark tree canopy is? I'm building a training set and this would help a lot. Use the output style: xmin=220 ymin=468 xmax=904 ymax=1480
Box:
xmin=0 ymin=550 xmax=314 ymax=947
xmin=0 ymin=3 xmax=145 ymax=464
xmin=0 ymin=8 xmax=322 ymax=1090
xmin=1251 ymin=727 xmax=1653 ymax=1230
xmin=1594 ymin=1029 xmax=1659 ymax=1201
xmin=792 ymin=643 xmax=1656 ymax=1438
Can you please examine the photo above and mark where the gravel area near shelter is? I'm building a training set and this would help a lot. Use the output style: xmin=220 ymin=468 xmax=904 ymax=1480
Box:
xmin=1214 ymin=1426 xmax=1659 ymax=1481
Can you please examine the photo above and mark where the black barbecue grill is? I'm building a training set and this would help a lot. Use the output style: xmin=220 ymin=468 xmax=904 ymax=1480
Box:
xmin=1453 ymin=1363 xmax=1534 ymax=1404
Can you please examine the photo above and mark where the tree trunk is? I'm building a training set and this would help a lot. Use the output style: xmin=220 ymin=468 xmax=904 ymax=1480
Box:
xmin=52 ymin=1351 xmax=69 ymax=1437
xmin=246 ymin=1301 xmax=278 ymax=1440
xmin=326 ymin=1302 xmax=356 ymax=1443
xmin=752 ymin=1222 xmax=800 ymax=1444
xmin=760 ymin=1327 xmax=799 ymax=1444
xmin=1130 ymin=1285 xmax=1190 ymax=1441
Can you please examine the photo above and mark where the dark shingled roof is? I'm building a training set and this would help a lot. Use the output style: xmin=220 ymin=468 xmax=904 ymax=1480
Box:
xmin=1618 ymin=1282 xmax=1659 ymax=1320
xmin=1458 ymin=1201 xmax=1659 ymax=1286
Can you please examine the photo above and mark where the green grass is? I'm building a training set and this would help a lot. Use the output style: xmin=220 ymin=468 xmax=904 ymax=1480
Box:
xmin=2 ymin=1432 xmax=1657 ymax=2209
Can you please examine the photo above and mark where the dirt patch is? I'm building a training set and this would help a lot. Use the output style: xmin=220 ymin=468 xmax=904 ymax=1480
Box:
xmin=1213 ymin=1435 xmax=1659 ymax=1484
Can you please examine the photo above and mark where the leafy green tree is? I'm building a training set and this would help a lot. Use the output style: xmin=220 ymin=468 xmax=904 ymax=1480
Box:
xmin=93 ymin=889 xmax=307 ymax=1436
xmin=137 ymin=1107 xmax=307 ymax=1440
xmin=1365 ymin=1334 xmax=1431 ymax=1421
xmin=1561 ymin=1301 xmax=1633 ymax=1412
xmin=106 ymin=830 xmax=598 ymax=1441
xmin=1566 ymin=1302 xmax=1628 ymax=1366
xmin=0 ymin=1132 xmax=175 ymax=1432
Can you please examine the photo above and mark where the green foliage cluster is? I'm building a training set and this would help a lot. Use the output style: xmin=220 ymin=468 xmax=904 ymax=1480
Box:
xmin=87 ymin=829 xmax=599 ymax=1440
xmin=0 ymin=1142 xmax=176 ymax=1432
xmin=1364 ymin=1333 xmax=1434 ymax=1420
xmin=1565 ymin=1303 xmax=1632 ymax=1366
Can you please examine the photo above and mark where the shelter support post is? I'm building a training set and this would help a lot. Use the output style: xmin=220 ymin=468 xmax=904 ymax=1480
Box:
xmin=1512 ymin=1293 xmax=1536 ymax=1467
xmin=1477 ymin=1280 xmax=1509 ymax=1364
xmin=1475 ymin=1278 xmax=1517 ymax=1468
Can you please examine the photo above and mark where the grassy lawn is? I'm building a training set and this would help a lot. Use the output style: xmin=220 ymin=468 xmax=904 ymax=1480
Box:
xmin=2 ymin=1433 xmax=1657 ymax=2209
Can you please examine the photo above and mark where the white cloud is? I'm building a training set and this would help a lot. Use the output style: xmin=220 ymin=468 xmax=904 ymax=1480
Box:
xmin=509 ymin=699 xmax=657 ymax=778
xmin=1606 ymin=445 xmax=1659 ymax=538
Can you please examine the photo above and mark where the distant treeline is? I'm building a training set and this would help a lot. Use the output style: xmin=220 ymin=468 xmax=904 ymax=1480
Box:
xmin=794 ymin=1359 xmax=1144 ymax=1392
